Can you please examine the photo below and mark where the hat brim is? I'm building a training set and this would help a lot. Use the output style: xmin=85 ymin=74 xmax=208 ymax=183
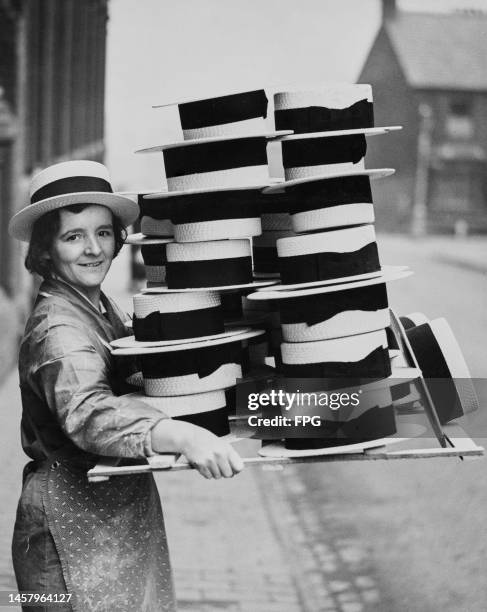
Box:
xmin=111 ymin=328 xmax=264 ymax=356
xmin=257 ymin=424 xmax=425 ymax=458
xmin=263 ymin=168 xmax=395 ymax=193
xmin=9 ymin=192 xmax=139 ymax=242
xmin=145 ymin=184 xmax=269 ymax=199
xmin=144 ymin=181 xmax=281 ymax=199
xmin=277 ymin=126 xmax=402 ymax=142
xmin=142 ymin=279 xmax=279 ymax=293
xmin=110 ymin=325 xmax=251 ymax=349
xmin=253 ymin=265 xmax=408 ymax=293
xmin=416 ymin=318 xmax=479 ymax=415
xmin=135 ymin=130 xmax=293 ymax=153
xmin=248 ymin=267 xmax=412 ymax=300
xmin=125 ymin=233 xmax=174 ymax=245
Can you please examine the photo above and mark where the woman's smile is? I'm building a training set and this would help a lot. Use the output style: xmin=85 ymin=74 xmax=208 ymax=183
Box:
xmin=49 ymin=205 xmax=116 ymax=303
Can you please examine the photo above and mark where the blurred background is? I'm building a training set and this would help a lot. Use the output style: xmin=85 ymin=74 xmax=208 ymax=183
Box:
xmin=0 ymin=1 xmax=486 ymax=610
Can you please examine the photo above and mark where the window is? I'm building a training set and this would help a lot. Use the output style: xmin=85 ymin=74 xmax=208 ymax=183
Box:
xmin=446 ymin=98 xmax=474 ymax=140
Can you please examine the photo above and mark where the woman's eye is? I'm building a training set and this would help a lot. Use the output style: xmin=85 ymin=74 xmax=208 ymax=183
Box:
xmin=99 ymin=230 xmax=113 ymax=237
xmin=66 ymin=234 xmax=81 ymax=241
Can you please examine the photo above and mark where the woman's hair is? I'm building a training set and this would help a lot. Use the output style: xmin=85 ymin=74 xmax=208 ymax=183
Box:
xmin=25 ymin=204 xmax=127 ymax=278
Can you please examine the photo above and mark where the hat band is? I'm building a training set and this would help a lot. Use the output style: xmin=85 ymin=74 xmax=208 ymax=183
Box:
xmin=133 ymin=305 xmax=224 ymax=341
xmin=282 ymin=134 xmax=366 ymax=169
xmin=171 ymin=191 xmax=260 ymax=224
xmin=175 ymin=407 xmax=230 ymax=437
xmin=282 ymin=345 xmax=391 ymax=387
xmin=166 ymin=256 xmax=252 ymax=289
xmin=279 ymin=241 xmax=380 ymax=285
xmin=279 ymin=283 xmax=388 ymax=326
xmin=163 ymin=137 xmax=267 ymax=177
xmin=287 ymin=175 xmax=373 ymax=214
xmin=139 ymin=198 xmax=173 ymax=220
xmin=284 ymin=405 xmax=395 ymax=449
xmin=179 ymin=90 xmax=268 ymax=129
xmin=220 ymin=292 xmax=243 ymax=319
xmin=140 ymin=244 xmax=168 ymax=266
xmin=31 ymin=176 xmax=112 ymax=204
xmin=253 ymin=246 xmax=278 ymax=273
xmin=141 ymin=341 xmax=241 ymax=379
xmin=405 ymin=324 xmax=461 ymax=424
xmin=275 ymin=99 xmax=374 ymax=134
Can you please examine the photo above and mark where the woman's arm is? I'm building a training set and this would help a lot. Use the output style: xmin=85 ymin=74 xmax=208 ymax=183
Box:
xmin=28 ymin=317 xmax=244 ymax=477
xmin=151 ymin=419 xmax=244 ymax=479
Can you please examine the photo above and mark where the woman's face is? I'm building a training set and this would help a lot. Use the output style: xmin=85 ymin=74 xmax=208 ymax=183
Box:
xmin=49 ymin=205 xmax=115 ymax=294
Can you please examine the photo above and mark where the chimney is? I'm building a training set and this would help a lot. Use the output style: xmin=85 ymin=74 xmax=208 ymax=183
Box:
xmin=382 ymin=0 xmax=396 ymax=20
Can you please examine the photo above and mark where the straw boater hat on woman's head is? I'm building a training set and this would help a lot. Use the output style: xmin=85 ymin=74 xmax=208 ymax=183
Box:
xmin=9 ymin=160 xmax=139 ymax=242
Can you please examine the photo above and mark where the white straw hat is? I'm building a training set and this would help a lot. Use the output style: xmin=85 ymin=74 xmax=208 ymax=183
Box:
xmin=275 ymin=224 xmax=381 ymax=289
xmin=9 ymin=160 xmax=139 ymax=241
xmin=405 ymin=318 xmax=479 ymax=422
xmin=274 ymin=84 xmax=401 ymax=138
xmin=154 ymin=88 xmax=271 ymax=140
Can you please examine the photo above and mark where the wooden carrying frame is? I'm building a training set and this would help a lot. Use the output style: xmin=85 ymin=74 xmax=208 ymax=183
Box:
xmin=88 ymin=309 xmax=483 ymax=482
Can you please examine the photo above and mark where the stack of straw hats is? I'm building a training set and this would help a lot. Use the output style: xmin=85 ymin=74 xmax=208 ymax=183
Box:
xmin=113 ymin=89 xmax=294 ymax=433
xmin=247 ymin=83 xmax=422 ymax=455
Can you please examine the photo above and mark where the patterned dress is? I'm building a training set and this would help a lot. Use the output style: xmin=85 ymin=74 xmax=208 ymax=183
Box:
xmin=12 ymin=278 xmax=177 ymax=612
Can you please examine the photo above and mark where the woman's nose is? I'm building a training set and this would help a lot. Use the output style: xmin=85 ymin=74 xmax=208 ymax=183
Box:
xmin=84 ymin=235 xmax=102 ymax=256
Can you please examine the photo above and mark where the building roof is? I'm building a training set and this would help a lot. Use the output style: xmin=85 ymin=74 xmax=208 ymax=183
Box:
xmin=385 ymin=11 xmax=487 ymax=91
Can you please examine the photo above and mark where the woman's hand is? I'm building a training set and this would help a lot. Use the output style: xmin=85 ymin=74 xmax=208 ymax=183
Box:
xmin=151 ymin=419 xmax=244 ymax=479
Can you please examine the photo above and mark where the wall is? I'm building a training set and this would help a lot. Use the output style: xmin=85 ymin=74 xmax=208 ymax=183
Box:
xmin=358 ymin=26 xmax=420 ymax=232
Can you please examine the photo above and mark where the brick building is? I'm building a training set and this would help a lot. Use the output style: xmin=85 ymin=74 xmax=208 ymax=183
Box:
xmin=0 ymin=0 xmax=108 ymax=381
xmin=359 ymin=0 xmax=487 ymax=233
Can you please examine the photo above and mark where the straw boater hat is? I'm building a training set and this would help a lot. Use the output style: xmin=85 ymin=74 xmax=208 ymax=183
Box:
xmin=264 ymin=174 xmax=379 ymax=233
xmin=9 ymin=160 xmax=139 ymax=241
xmin=141 ymin=239 xmax=277 ymax=293
xmin=153 ymin=88 xmax=273 ymax=140
xmin=404 ymin=318 xmax=479 ymax=423
xmin=280 ymin=328 xmax=392 ymax=385
xmin=248 ymin=269 xmax=412 ymax=342
xmin=263 ymin=84 xmax=398 ymax=193
xmin=124 ymin=389 xmax=231 ymax=437
xmin=111 ymin=291 xmax=253 ymax=349
xmin=137 ymin=89 xmax=291 ymax=197
xmin=258 ymin=224 xmax=407 ymax=291
xmin=273 ymin=84 xmax=401 ymax=138
xmin=142 ymin=88 xmax=290 ymax=151
xmin=112 ymin=329 xmax=264 ymax=396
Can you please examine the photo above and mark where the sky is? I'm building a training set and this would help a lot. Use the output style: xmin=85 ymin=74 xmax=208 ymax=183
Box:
xmin=105 ymin=0 xmax=487 ymax=189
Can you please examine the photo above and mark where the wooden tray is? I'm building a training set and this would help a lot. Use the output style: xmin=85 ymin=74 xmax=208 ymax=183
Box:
xmin=87 ymin=423 xmax=483 ymax=482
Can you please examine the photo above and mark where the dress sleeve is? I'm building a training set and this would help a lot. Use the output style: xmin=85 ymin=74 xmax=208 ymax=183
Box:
xmin=28 ymin=317 xmax=169 ymax=459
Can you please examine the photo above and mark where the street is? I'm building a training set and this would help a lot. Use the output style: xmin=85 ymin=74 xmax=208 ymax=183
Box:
xmin=0 ymin=234 xmax=485 ymax=611
xmin=283 ymin=235 xmax=487 ymax=612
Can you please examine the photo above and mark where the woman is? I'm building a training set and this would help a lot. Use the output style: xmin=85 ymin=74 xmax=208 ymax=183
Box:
xmin=9 ymin=160 xmax=244 ymax=612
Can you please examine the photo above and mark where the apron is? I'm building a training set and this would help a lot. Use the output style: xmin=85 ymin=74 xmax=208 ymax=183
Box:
xmin=44 ymin=454 xmax=175 ymax=611
xmin=12 ymin=449 xmax=177 ymax=612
